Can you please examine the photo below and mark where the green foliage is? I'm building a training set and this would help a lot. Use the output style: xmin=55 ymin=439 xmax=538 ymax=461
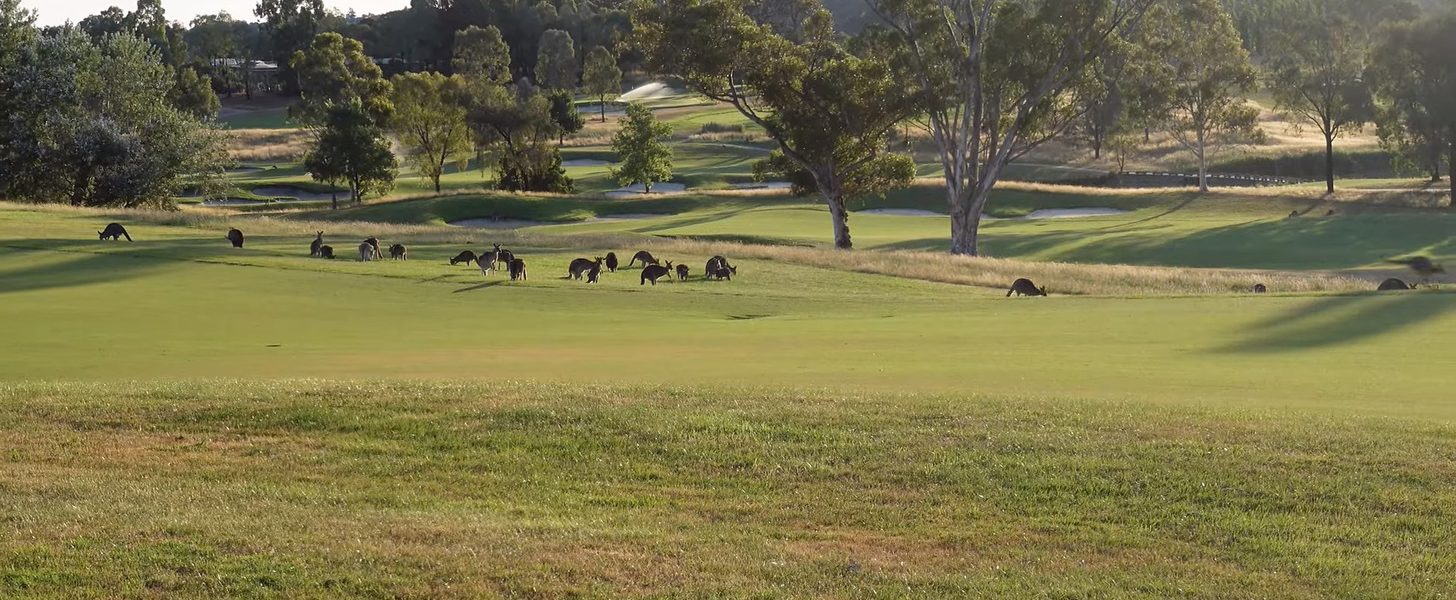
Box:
xmin=289 ymin=32 xmax=393 ymax=126
xmin=547 ymin=89 xmax=585 ymax=142
xmin=0 ymin=30 xmax=228 ymax=207
xmin=304 ymin=100 xmax=396 ymax=206
xmin=254 ymin=0 xmax=326 ymax=94
xmin=170 ymin=66 xmax=221 ymax=120
xmin=581 ymin=45 xmax=621 ymax=122
xmin=1138 ymin=0 xmax=1260 ymax=192
xmin=610 ymin=103 xmax=673 ymax=192
xmin=1368 ymin=15 xmax=1456 ymax=188
xmin=466 ymin=82 xmax=574 ymax=193
xmin=534 ymin=29 xmax=577 ymax=90
xmin=452 ymin=25 xmax=512 ymax=85
xmin=388 ymin=72 xmax=473 ymax=194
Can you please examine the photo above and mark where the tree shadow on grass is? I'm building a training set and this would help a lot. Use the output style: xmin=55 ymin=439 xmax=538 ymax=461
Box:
xmin=0 ymin=242 xmax=203 ymax=295
xmin=1208 ymin=292 xmax=1456 ymax=354
xmin=452 ymin=280 xmax=507 ymax=293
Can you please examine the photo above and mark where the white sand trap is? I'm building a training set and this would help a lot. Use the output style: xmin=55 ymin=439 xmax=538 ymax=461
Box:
xmin=606 ymin=182 xmax=687 ymax=196
xmin=562 ymin=159 xmax=612 ymax=168
xmin=731 ymin=181 xmax=792 ymax=190
xmin=1025 ymin=208 xmax=1128 ymax=219
xmin=252 ymin=186 xmax=353 ymax=201
xmin=592 ymin=213 xmax=664 ymax=222
xmin=619 ymin=82 xmax=679 ymax=102
xmin=449 ymin=218 xmax=548 ymax=229
xmin=200 ymin=198 xmax=269 ymax=206
xmin=858 ymin=208 xmax=944 ymax=217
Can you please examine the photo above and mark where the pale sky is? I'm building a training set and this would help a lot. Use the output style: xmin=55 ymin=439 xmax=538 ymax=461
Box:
xmin=23 ymin=0 xmax=406 ymax=26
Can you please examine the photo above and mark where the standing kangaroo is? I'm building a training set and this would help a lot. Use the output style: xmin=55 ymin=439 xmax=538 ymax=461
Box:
xmin=675 ymin=264 xmax=689 ymax=281
xmin=641 ymin=261 xmax=673 ymax=285
xmin=310 ymin=231 xmax=324 ymax=257
xmin=710 ymin=267 xmax=733 ymax=281
xmin=1253 ymin=283 xmax=1268 ymax=294
xmin=705 ymin=256 xmax=737 ymax=278
xmin=357 ymin=242 xmax=375 ymax=261
xmin=363 ymin=237 xmax=383 ymax=260
xmin=586 ymin=259 xmax=603 ymax=283
xmin=226 ymin=228 xmax=245 ymax=248
xmin=479 ymin=244 xmax=502 ymax=276
xmin=1007 ymin=278 xmax=1047 ymax=297
xmin=389 ymin=244 xmax=408 ymax=260
xmin=510 ymin=258 xmax=528 ymax=281
xmin=569 ymin=257 xmax=600 ymax=280
xmin=628 ymin=250 xmax=659 ymax=267
xmin=98 ymin=223 xmax=132 ymax=241
xmin=605 ymin=252 xmax=619 ymax=272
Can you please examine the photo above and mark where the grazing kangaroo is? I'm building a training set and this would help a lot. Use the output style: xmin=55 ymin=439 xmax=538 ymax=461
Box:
xmin=710 ymin=267 xmax=733 ymax=281
xmin=226 ymin=228 xmax=245 ymax=248
xmin=676 ymin=264 xmax=689 ymax=281
xmin=1007 ymin=278 xmax=1048 ymax=297
xmin=705 ymin=256 xmax=737 ymax=278
xmin=98 ymin=223 xmax=132 ymax=241
xmin=450 ymin=250 xmax=477 ymax=266
xmin=1253 ymin=283 xmax=1268 ymax=294
xmin=510 ymin=258 xmax=527 ymax=281
xmin=587 ymin=259 xmax=603 ymax=283
xmin=569 ymin=257 xmax=600 ymax=280
xmin=605 ymin=252 xmax=619 ymax=272
xmin=318 ymin=245 xmax=335 ymax=259
xmin=628 ymin=250 xmax=659 ymax=267
xmin=389 ymin=244 xmax=408 ymax=260
xmin=363 ymin=237 xmax=383 ymax=260
xmin=310 ymin=231 xmax=324 ymax=257
xmin=641 ymin=261 xmax=673 ymax=285
xmin=1378 ymin=278 xmax=1414 ymax=291
xmin=357 ymin=242 xmax=375 ymax=261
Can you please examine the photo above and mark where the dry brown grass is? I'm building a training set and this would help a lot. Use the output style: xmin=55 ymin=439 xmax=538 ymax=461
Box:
xmin=227 ymin=128 xmax=312 ymax=162
xmin=6 ymin=201 xmax=1365 ymax=296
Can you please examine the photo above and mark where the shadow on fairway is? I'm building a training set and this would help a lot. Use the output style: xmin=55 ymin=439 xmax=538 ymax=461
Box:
xmin=0 ymin=245 xmax=174 ymax=295
xmin=453 ymin=280 xmax=507 ymax=293
xmin=1210 ymin=292 xmax=1456 ymax=353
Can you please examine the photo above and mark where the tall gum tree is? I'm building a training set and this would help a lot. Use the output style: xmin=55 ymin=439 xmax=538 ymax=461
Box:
xmin=633 ymin=0 xmax=916 ymax=249
xmin=866 ymin=0 xmax=1156 ymax=256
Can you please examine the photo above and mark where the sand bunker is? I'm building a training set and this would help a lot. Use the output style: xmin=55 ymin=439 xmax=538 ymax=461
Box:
xmin=591 ymin=213 xmax=664 ymax=222
xmin=251 ymin=186 xmax=352 ymax=201
xmin=858 ymin=208 xmax=944 ymax=217
xmin=1025 ymin=208 xmax=1128 ymax=219
xmin=200 ymin=198 xmax=269 ymax=206
xmin=449 ymin=218 xmax=548 ymax=229
xmin=730 ymin=181 xmax=792 ymax=190
xmin=605 ymin=182 xmax=688 ymax=197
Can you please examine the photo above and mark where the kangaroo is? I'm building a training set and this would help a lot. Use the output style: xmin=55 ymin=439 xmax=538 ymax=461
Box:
xmin=498 ymin=249 xmax=515 ymax=270
xmin=605 ymin=252 xmax=619 ymax=272
xmin=479 ymin=244 xmax=502 ymax=275
xmin=318 ymin=245 xmax=335 ymax=259
xmin=641 ymin=261 xmax=673 ymax=285
xmin=363 ymin=237 xmax=383 ymax=260
xmin=1378 ymin=278 xmax=1414 ymax=291
xmin=450 ymin=250 xmax=478 ymax=266
xmin=226 ymin=228 xmax=245 ymax=248
xmin=628 ymin=250 xmax=659 ymax=268
xmin=710 ymin=267 xmax=732 ymax=281
xmin=1253 ymin=283 xmax=1268 ymax=294
xmin=358 ymin=242 xmax=375 ymax=261
xmin=568 ymin=257 xmax=600 ymax=280
xmin=310 ymin=231 xmax=324 ymax=257
xmin=1287 ymin=210 xmax=1300 ymax=219
xmin=98 ymin=223 xmax=132 ymax=241
xmin=509 ymin=258 xmax=527 ymax=281
xmin=1007 ymin=278 xmax=1047 ymax=297
xmin=389 ymin=244 xmax=408 ymax=260
xmin=706 ymin=256 xmax=738 ymax=278
xmin=586 ymin=259 xmax=603 ymax=283
xmin=676 ymin=264 xmax=689 ymax=281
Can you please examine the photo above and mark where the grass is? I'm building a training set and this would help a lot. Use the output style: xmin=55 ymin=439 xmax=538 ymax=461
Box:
xmin=3 ymin=380 xmax=1455 ymax=598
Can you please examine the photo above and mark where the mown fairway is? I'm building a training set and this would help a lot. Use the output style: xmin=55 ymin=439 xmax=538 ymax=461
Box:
xmin=3 ymin=203 xmax=1456 ymax=598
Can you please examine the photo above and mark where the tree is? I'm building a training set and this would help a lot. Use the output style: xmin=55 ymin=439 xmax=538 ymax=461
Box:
xmin=548 ymin=89 xmax=585 ymax=143
xmin=581 ymin=45 xmax=621 ymax=122
xmin=388 ymin=72 xmax=473 ymax=194
xmin=305 ymin=101 xmax=397 ymax=207
xmin=610 ymin=103 xmax=673 ymax=192
xmin=1140 ymin=0 xmax=1260 ymax=193
xmin=452 ymin=25 xmax=512 ymax=84
xmin=290 ymin=32 xmax=393 ymax=126
xmin=254 ymin=0 xmax=326 ymax=94
xmin=1265 ymin=0 xmax=1374 ymax=194
xmin=535 ymin=29 xmax=577 ymax=90
xmin=0 ymin=30 xmax=228 ymax=207
xmin=465 ymin=82 xmax=574 ymax=193
xmin=171 ymin=66 xmax=221 ymax=119
xmin=635 ymin=0 xmax=917 ymax=249
xmin=865 ymin=0 xmax=1156 ymax=255
xmin=1367 ymin=15 xmax=1456 ymax=205
xmin=79 ymin=7 xmax=128 ymax=41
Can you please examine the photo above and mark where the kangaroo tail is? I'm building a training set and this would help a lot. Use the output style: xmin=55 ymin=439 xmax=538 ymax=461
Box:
xmin=123 ymin=231 xmax=132 ymax=241
xmin=1006 ymin=288 xmax=1014 ymax=297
